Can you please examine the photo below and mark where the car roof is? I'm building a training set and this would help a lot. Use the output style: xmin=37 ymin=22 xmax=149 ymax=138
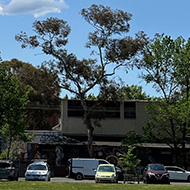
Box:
xmin=29 ymin=162 xmax=47 ymax=166
xmin=165 ymin=166 xmax=183 ymax=168
xmin=98 ymin=164 xmax=115 ymax=167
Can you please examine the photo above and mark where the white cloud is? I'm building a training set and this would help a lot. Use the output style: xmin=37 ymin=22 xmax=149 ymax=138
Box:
xmin=0 ymin=6 xmax=3 ymax=15
xmin=0 ymin=0 xmax=68 ymax=17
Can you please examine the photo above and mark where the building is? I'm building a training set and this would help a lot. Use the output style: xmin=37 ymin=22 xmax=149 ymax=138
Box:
xmin=31 ymin=99 xmax=149 ymax=170
xmin=21 ymin=99 xmax=190 ymax=175
xmin=60 ymin=99 xmax=149 ymax=142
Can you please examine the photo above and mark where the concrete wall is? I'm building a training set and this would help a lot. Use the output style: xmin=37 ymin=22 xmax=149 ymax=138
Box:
xmin=60 ymin=99 xmax=149 ymax=138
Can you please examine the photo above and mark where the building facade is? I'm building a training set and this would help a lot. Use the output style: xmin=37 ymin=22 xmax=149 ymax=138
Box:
xmin=60 ymin=99 xmax=149 ymax=142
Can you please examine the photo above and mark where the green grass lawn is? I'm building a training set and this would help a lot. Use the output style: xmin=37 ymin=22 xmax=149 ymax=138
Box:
xmin=0 ymin=182 xmax=190 ymax=190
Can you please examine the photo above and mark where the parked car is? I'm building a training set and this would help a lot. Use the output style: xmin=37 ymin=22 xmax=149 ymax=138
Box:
xmin=95 ymin=164 xmax=118 ymax=183
xmin=25 ymin=161 xmax=51 ymax=181
xmin=68 ymin=158 xmax=109 ymax=180
xmin=0 ymin=160 xmax=18 ymax=181
xmin=143 ymin=163 xmax=170 ymax=184
xmin=116 ymin=167 xmax=124 ymax=181
xmin=165 ymin=166 xmax=190 ymax=181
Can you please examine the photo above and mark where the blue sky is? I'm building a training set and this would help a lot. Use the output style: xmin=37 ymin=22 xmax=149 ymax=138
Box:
xmin=0 ymin=0 xmax=190 ymax=97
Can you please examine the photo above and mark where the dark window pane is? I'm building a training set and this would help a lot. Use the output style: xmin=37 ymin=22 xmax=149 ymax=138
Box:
xmin=68 ymin=100 xmax=84 ymax=117
xmin=67 ymin=100 xmax=120 ymax=118
xmin=124 ymin=102 xmax=136 ymax=118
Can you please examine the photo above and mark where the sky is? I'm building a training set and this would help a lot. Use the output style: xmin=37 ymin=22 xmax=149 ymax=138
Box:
xmin=1 ymin=0 xmax=190 ymax=98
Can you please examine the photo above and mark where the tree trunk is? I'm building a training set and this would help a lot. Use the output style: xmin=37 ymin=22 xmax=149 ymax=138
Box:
xmin=7 ymin=136 xmax=12 ymax=160
xmin=169 ymin=118 xmax=179 ymax=165
xmin=80 ymin=98 xmax=95 ymax=157
xmin=87 ymin=127 xmax=94 ymax=157
xmin=182 ymin=134 xmax=187 ymax=169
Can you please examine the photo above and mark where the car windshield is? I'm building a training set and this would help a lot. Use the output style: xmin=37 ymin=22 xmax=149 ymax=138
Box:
xmin=28 ymin=165 xmax=47 ymax=170
xmin=98 ymin=166 xmax=114 ymax=172
xmin=0 ymin=163 xmax=11 ymax=168
xmin=149 ymin=165 xmax=165 ymax=171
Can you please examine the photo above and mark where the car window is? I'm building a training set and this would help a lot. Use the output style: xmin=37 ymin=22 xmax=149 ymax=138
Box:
xmin=165 ymin=167 xmax=175 ymax=171
xmin=116 ymin=167 xmax=121 ymax=172
xmin=175 ymin=168 xmax=184 ymax=172
xmin=0 ymin=163 xmax=11 ymax=168
xmin=98 ymin=166 xmax=114 ymax=172
xmin=148 ymin=165 xmax=165 ymax=171
xmin=166 ymin=167 xmax=184 ymax=172
xmin=28 ymin=165 xmax=47 ymax=170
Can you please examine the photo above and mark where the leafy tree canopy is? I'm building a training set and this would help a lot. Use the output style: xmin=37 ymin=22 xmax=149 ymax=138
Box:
xmin=15 ymin=4 xmax=147 ymax=157
xmin=118 ymin=85 xmax=150 ymax=100
xmin=137 ymin=33 xmax=190 ymax=167
xmin=1 ymin=59 xmax=61 ymax=105
xmin=0 ymin=59 xmax=61 ymax=130
xmin=0 ymin=63 xmax=32 ymax=159
xmin=119 ymin=145 xmax=141 ymax=174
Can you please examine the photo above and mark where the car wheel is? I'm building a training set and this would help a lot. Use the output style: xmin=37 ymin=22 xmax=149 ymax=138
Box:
xmin=8 ymin=176 xmax=14 ymax=181
xmin=146 ymin=178 xmax=150 ymax=184
xmin=75 ymin=173 xmax=83 ymax=180
xmin=187 ymin=176 xmax=190 ymax=182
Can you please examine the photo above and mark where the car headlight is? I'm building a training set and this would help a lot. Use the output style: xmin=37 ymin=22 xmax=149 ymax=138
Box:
xmin=148 ymin=172 xmax=155 ymax=176
xmin=96 ymin=173 xmax=100 ymax=177
xmin=111 ymin=174 xmax=116 ymax=178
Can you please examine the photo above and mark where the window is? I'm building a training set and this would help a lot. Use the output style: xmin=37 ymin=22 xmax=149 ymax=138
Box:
xmin=165 ymin=167 xmax=175 ymax=171
xmin=67 ymin=100 xmax=120 ymax=118
xmin=68 ymin=100 xmax=84 ymax=117
xmin=0 ymin=163 xmax=10 ymax=168
xmin=102 ymin=101 xmax=120 ymax=118
xmin=124 ymin=102 xmax=136 ymax=118
xmin=28 ymin=165 xmax=47 ymax=170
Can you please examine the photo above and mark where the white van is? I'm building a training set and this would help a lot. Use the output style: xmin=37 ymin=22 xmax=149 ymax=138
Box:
xmin=68 ymin=158 xmax=109 ymax=180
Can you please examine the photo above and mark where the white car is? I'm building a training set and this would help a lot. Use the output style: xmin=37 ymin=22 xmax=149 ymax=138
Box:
xmin=25 ymin=162 xmax=51 ymax=181
xmin=165 ymin=166 xmax=190 ymax=181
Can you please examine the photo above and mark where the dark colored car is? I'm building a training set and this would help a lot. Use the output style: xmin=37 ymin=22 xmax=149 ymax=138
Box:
xmin=143 ymin=163 xmax=170 ymax=184
xmin=116 ymin=167 xmax=124 ymax=181
xmin=0 ymin=160 xmax=18 ymax=181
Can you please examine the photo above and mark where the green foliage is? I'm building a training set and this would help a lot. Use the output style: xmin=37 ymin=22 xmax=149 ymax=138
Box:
xmin=0 ymin=59 xmax=61 ymax=130
xmin=0 ymin=142 xmax=23 ymax=161
xmin=122 ymin=131 xmax=143 ymax=145
xmin=0 ymin=149 xmax=7 ymax=160
xmin=138 ymin=33 xmax=190 ymax=167
xmin=0 ymin=64 xmax=32 ymax=159
xmin=139 ymin=33 xmax=184 ymax=99
xmin=144 ymin=100 xmax=177 ymax=142
xmin=119 ymin=145 xmax=141 ymax=174
xmin=16 ymin=5 xmax=147 ymax=157
xmin=118 ymin=85 xmax=150 ymax=100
